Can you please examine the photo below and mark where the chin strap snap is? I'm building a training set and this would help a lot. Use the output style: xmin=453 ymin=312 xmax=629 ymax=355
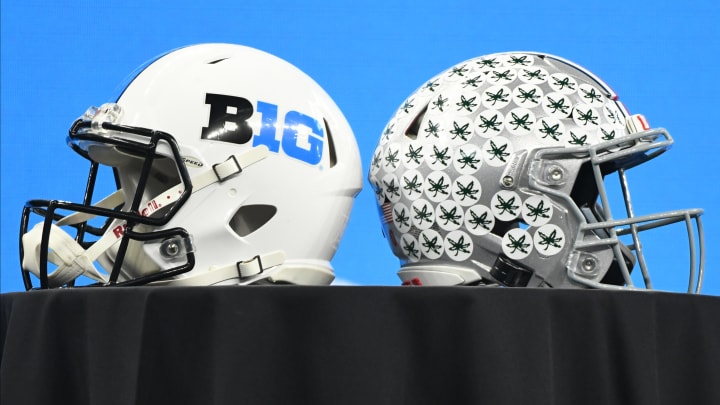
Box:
xmin=22 ymin=146 xmax=270 ymax=288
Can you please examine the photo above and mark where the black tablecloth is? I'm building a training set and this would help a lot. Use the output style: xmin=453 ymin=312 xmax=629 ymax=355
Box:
xmin=2 ymin=286 xmax=720 ymax=405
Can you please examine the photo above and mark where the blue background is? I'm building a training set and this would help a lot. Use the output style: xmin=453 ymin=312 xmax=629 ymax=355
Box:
xmin=2 ymin=1 xmax=718 ymax=294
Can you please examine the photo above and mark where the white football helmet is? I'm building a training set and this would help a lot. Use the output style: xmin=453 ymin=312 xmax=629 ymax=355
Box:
xmin=369 ymin=52 xmax=705 ymax=292
xmin=21 ymin=43 xmax=362 ymax=288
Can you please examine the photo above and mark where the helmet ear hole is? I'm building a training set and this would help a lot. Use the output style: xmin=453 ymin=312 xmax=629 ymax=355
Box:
xmin=570 ymin=161 xmax=599 ymax=208
xmin=229 ymin=204 xmax=277 ymax=237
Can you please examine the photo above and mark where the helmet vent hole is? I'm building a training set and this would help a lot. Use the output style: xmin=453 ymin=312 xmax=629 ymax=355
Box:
xmin=207 ymin=58 xmax=229 ymax=65
xmin=229 ymin=204 xmax=277 ymax=237
xmin=404 ymin=104 xmax=428 ymax=140
xmin=323 ymin=118 xmax=337 ymax=168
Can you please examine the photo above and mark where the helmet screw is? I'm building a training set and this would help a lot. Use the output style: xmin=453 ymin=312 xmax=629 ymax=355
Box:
xmin=549 ymin=167 xmax=564 ymax=182
xmin=581 ymin=257 xmax=596 ymax=273
xmin=502 ymin=176 xmax=514 ymax=187
xmin=160 ymin=238 xmax=181 ymax=258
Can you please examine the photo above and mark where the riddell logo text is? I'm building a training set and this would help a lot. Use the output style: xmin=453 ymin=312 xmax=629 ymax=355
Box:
xmin=111 ymin=199 xmax=159 ymax=238
xmin=201 ymin=93 xmax=325 ymax=165
xmin=112 ymin=223 xmax=127 ymax=239
xmin=140 ymin=199 xmax=162 ymax=218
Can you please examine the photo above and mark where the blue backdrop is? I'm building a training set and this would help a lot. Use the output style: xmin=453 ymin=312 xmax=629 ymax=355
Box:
xmin=2 ymin=1 xmax=718 ymax=294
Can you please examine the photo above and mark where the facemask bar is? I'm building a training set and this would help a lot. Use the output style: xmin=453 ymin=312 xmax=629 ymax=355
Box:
xmin=588 ymin=128 xmax=703 ymax=293
xmin=68 ymin=105 xmax=195 ymax=228
xmin=20 ymin=105 xmax=197 ymax=289
xmin=22 ymin=103 xmax=273 ymax=289
xmin=574 ymin=205 xmax=704 ymax=292
xmin=20 ymin=199 xmax=197 ymax=289
xmin=531 ymin=127 xmax=705 ymax=293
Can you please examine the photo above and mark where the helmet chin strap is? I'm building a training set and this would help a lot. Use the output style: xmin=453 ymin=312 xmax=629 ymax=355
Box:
xmin=22 ymin=223 xmax=113 ymax=287
xmin=22 ymin=146 xmax=272 ymax=288
xmin=150 ymin=250 xmax=287 ymax=286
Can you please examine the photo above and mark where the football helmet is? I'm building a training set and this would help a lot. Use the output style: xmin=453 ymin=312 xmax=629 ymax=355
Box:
xmin=21 ymin=43 xmax=362 ymax=289
xmin=368 ymin=52 xmax=705 ymax=292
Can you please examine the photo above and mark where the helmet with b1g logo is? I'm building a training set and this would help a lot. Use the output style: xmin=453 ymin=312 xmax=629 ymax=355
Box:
xmin=368 ymin=52 xmax=705 ymax=292
xmin=21 ymin=43 xmax=362 ymax=288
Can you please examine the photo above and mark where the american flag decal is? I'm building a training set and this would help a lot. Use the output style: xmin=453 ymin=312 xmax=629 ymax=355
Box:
xmin=382 ymin=202 xmax=393 ymax=224
xmin=382 ymin=202 xmax=399 ymax=247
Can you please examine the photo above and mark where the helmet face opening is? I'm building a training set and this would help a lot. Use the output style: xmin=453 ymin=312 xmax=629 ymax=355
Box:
xmin=21 ymin=114 xmax=196 ymax=289
xmin=370 ymin=52 xmax=704 ymax=292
